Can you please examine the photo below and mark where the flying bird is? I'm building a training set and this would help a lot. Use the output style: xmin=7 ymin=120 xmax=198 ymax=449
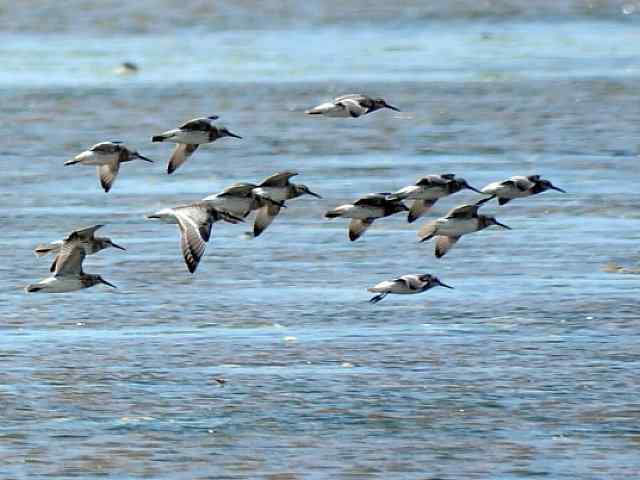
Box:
xmin=251 ymin=171 xmax=322 ymax=237
xmin=389 ymin=173 xmax=483 ymax=223
xmin=64 ymin=141 xmax=152 ymax=192
xmin=417 ymin=199 xmax=511 ymax=258
xmin=481 ymin=175 xmax=566 ymax=205
xmin=34 ymin=224 xmax=125 ymax=273
xmin=368 ymin=273 xmax=453 ymax=303
xmin=325 ymin=193 xmax=408 ymax=241
xmin=147 ymin=202 xmax=243 ymax=273
xmin=305 ymin=94 xmax=400 ymax=118
xmin=25 ymin=243 xmax=117 ymax=293
xmin=152 ymin=116 xmax=242 ymax=174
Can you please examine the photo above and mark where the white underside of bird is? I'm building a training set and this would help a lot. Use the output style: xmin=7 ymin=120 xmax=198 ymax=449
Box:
xmin=306 ymin=99 xmax=367 ymax=117
xmin=252 ymin=186 xmax=288 ymax=202
xmin=427 ymin=218 xmax=479 ymax=237
xmin=482 ymin=178 xmax=535 ymax=198
xmin=368 ymin=280 xmax=419 ymax=295
xmin=26 ymin=276 xmax=87 ymax=293
xmin=326 ymin=205 xmax=385 ymax=219
xmin=156 ymin=129 xmax=211 ymax=144
xmin=68 ymin=150 xmax=118 ymax=166
xmin=392 ymin=185 xmax=449 ymax=200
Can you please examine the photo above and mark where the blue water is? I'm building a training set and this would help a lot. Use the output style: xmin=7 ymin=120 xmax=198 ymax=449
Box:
xmin=2 ymin=2 xmax=640 ymax=479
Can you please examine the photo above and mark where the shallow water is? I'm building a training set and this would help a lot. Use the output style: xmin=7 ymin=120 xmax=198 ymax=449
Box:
xmin=2 ymin=2 xmax=640 ymax=479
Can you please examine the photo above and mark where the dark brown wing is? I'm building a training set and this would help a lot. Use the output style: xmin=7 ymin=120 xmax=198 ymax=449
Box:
xmin=253 ymin=204 xmax=281 ymax=237
xmin=178 ymin=118 xmax=212 ymax=131
xmin=444 ymin=203 xmax=480 ymax=219
xmin=53 ymin=243 xmax=86 ymax=276
xmin=259 ymin=171 xmax=298 ymax=188
xmin=353 ymin=193 xmax=389 ymax=207
xmin=66 ymin=224 xmax=104 ymax=242
xmin=219 ymin=182 xmax=257 ymax=197
xmin=167 ymin=144 xmax=199 ymax=174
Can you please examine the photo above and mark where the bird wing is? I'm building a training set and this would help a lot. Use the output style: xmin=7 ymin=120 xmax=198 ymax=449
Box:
xmin=253 ymin=204 xmax=281 ymax=237
xmin=353 ymin=194 xmax=388 ymax=207
xmin=444 ymin=203 xmax=479 ymax=219
xmin=53 ymin=243 xmax=86 ymax=276
xmin=173 ymin=207 xmax=213 ymax=274
xmin=334 ymin=94 xmax=368 ymax=103
xmin=348 ymin=218 xmax=374 ymax=241
xmin=175 ymin=203 xmax=215 ymax=242
xmin=435 ymin=236 xmax=460 ymax=258
xmin=397 ymin=275 xmax=423 ymax=290
xmin=408 ymin=199 xmax=437 ymax=223
xmin=416 ymin=175 xmax=450 ymax=187
xmin=89 ymin=141 xmax=121 ymax=154
xmin=96 ymin=158 xmax=120 ymax=193
xmin=167 ymin=144 xmax=199 ymax=174
xmin=66 ymin=224 xmax=104 ymax=242
xmin=259 ymin=171 xmax=298 ymax=187
xmin=178 ymin=118 xmax=211 ymax=131
xmin=218 ymin=182 xmax=257 ymax=197
xmin=514 ymin=176 xmax=536 ymax=191
xmin=417 ymin=220 xmax=439 ymax=241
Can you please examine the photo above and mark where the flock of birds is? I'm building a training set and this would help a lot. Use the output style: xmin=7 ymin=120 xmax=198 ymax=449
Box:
xmin=26 ymin=94 xmax=565 ymax=302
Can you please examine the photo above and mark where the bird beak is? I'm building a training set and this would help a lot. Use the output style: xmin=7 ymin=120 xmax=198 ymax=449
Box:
xmin=550 ymin=185 xmax=566 ymax=193
xmin=384 ymin=103 xmax=401 ymax=112
xmin=437 ymin=280 xmax=454 ymax=289
xmin=111 ymin=242 xmax=126 ymax=251
xmin=307 ymin=190 xmax=322 ymax=199
xmin=493 ymin=220 xmax=512 ymax=230
xmin=226 ymin=131 xmax=242 ymax=139
xmin=100 ymin=278 xmax=117 ymax=288
xmin=465 ymin=184 xmax=483 ymax=194
xmin=136 ymin=153 xmax=154 ymax=163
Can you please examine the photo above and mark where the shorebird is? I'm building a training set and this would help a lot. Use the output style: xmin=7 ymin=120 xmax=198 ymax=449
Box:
xmin=64 ymin=141 xmax=153 ymax=192
xmin=25 ymin=243 xmax=117 ymax=293
xmin=34 ymin=224 xmax=125 ymax=273
xmin=368 ymin=273 xmax=453 ymax=303
xmin=251 ymin=171 xmax=322 ymax=237
xmin=152 ymin=116 xmax=242 ymax=174
xmin=389 ymin=173 xmax=483 ymax=223
xmin=202 ymin=182 xmax=285 ymax=219
xmin=114 ymin=61 xmax=139 ymax=75
xmin=325 ymin=193 xmax=408 ymax=241
xmin=147 ymin=202 xmax=243 ymax=273
xmin=305 ymin=94 xmax=400 ymax=118
xmin=481 ymin=175 xmax=566 ymax=205
xmin=417 ymin=199 xmax=511 ymax=258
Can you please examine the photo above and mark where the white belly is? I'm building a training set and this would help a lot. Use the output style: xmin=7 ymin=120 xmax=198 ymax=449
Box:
xmin=253 ymin=187 xmax=288 ymax=202
xmin=369 ymin=280 xmax=415 ymax=294
xmin=482 ymin=182 xmax=531 ymax=199
xmin=30 ymin=276 xmax=84 ymax=293
xmin=163 ymin=129 xmax=211 ymax=144
xmin=75 ymin=150 xmax=116 ymax=166
xmin=336 ymin=205 xmax=384 ymax=219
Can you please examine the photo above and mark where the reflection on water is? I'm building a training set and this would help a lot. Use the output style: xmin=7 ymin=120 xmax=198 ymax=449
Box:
xmin=2 ymin=1 xmax=640 ymax=479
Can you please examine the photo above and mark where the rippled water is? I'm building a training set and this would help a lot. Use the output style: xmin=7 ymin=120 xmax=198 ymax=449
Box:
xmin=2 ymin=2 xmax=640 ymax=479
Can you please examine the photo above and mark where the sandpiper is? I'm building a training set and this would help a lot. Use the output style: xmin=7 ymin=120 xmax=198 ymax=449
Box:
xmin=64 ymin=141 xmax=153 ymax=192
xmin=368 ymin=273 xmax=453 ymax=303
xmin=417 ymin=199 xmax=511 ymax=258
xmin=251 ymin=171 xmax=322 ymax=237
xmin=305 ymin=94 xmax=400 ymax=118
xmin=325 ymin=193 xmax=408 ymax=241
xmin=147 ymin=202 xmax=243 ymax=273
xmin=203 ymin=182 xmax=285 ymax=219
xmin=152 ymin=116 xmax=242 ymax=174
xmin=389 ymin=173 xmax=483 ymax=223
xmin=25 ymin=244 xmax=117 ymax=293
xmin=34 ymin=224 xmax=125 ymax=273
xmin=481 ymin=175 xmax=566 ymax=205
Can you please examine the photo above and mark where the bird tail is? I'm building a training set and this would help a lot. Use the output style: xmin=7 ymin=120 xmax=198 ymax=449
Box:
xmin=24 ymin=284 xmax=42 ymax=293
xmin=64 ymin=159 xmax=79 ymax=166
xmin=324 ymin=210 xmax=341 ymax=219
xmin=152 ymin=135 xmax=166 ymax=142
xmin=33 ymin=243 xmax=60 ymax=257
